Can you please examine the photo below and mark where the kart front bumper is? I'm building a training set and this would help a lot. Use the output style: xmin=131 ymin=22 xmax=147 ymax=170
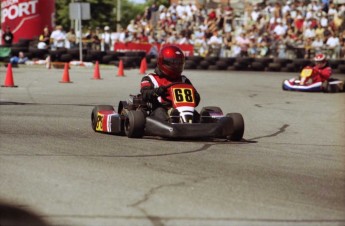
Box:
xmin=144 ymin=116 xmax=234 ymax=139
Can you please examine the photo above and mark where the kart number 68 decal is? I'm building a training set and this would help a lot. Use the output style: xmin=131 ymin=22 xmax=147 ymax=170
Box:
xmin=96 ymin=113 xmax=104 ymax=131
xmin=173 ymin=88 xmax=195 ymax=103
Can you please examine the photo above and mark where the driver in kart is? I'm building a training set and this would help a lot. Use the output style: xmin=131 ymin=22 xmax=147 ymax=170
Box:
xmin=303 ymin=53 xmax=332 ymax=85
xmin=140 ymin=45 xmax=201 ymax=121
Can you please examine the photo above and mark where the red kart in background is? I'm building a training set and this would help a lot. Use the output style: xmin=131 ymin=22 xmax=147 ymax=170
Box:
xmin=282 ymin=66 xmax=345 ymax=93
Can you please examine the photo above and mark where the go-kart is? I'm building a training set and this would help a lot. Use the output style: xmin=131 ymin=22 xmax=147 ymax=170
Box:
xmin=282 ymin=66 xmax=344 ymax=92
xmin=91 ymin=83 xmax=245 ymax=141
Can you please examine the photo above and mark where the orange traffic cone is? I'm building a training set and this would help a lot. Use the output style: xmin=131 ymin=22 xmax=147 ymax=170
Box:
xmin=59 ymin=63 xmax=72 ymax=83
xmin=2 ymin=63 xmax=17 ymax=88
xmin=92 ymin=61 xmax=102 ymax=80
xmin=117 ymin=60 xmax=124 ymax=77
xmin=139 ymin=57 xmax=147 ymax=75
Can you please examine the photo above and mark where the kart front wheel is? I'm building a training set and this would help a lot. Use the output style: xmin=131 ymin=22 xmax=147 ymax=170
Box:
xmin=282 ymin=80 xmax=288 ymax=90
xmin=227 ymin=113 xmax=244 ymax=141
xmin=125 ymin=110 xmax=146 ymax=138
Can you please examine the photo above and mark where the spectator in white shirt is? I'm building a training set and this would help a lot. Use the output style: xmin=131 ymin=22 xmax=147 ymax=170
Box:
xmin=101 ymin=26 xmax=112 ymax=51
xmin=303 ymin=24 xmax=316 ymax=39
xmin=50 ymin=25 xmax=66 ymax=49
xmin=326 ymin=33 xmax=340 ymax=58
xmin=207 ymin=30 xmax=223 ymax=57
xmin=311 ymin=36 xmax=324 ymax=52
xmin=273 ymin=18 xmax=287 ymax=37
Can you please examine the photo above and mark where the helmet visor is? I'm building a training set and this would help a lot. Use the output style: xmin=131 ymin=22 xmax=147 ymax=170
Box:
xmin=163 ymin=57 xmax=184 ymax=70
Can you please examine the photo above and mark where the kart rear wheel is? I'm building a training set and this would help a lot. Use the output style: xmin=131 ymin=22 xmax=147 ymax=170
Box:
xmin=200 ymin=106 xmax=223 ymax=123
xmin=125 ymin=110 xmax=146 ymax=138
xmin=327 ymin=84 xmax=340 ymax=93
xmin=91 ymin=105 xmax=114 ymax=132
xmin=227 ymin=113 xmax=244 ymax=141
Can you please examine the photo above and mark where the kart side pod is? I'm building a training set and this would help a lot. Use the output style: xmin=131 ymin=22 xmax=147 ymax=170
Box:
xmin=91 ymin=105 xmax=123 ymax=135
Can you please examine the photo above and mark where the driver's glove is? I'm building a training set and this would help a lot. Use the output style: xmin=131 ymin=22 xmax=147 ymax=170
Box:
xmin=153 ymin=86 xmax=167 ymax=97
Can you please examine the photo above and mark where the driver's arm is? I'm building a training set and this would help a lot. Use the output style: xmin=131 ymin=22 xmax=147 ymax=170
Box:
xmin=140 ymin=76 xmax=167 ymax=102
xmin=319 ymin=67 xmax=332 ymax=80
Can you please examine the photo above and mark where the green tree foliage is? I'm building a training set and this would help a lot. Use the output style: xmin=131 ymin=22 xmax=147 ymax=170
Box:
xmin=55 ymin=0 xmax=169 ymax=31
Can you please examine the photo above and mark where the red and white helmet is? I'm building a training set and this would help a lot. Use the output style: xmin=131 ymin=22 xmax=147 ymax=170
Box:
xmin=314 ymin=53 xmax=326 ymax=62
xmin=156 ymin=45 xmax=185 ymax=80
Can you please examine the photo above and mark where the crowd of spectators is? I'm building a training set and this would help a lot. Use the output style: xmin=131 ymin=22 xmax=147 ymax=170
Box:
xmin=32 ymin=0 xmax=345 ymax=60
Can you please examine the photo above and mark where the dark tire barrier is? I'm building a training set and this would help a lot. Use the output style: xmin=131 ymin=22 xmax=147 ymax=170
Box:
xmin=251 ymin=62 xmax=265 ymax=71
xmin=254 ymin=58 xmax=273 ymax=68
xmin=274 ymin=58 xmax=293 ymax=67
xmin=208 ymin=65 xmax=219 ymax=70
xmin=101 ymin=51 xmax=125 ymax=64
xmin=284 ymin=62 xmax=298 ymax=72
xmin=28 ymin=48 xmax=49 ymax=59
xmin=267 ymin=62 xmax=281 ymax=72
xmin=328 ymin=59 xmax=344 ymax=70
xmin=118 ymin=56 xmax=140 ymax=68
xmin=88 ymin=50 xmax=106 ymax=62
xmin=60 ymin=53 xmax=73 ymax=62
xmin=186 ymin=56 xmax=203 ymax=64
xmin=205 ymin=56 xmax=218 ymax=65
xmin=185 ymin=59 xmax=197 ymax=69
xmin=49 ymin=48 xmax=67 ymax=62
xmin=9 ymin=46 xmax=28 ymax=56
xmin=4 ymin=42 xmax=345 ymax=75
xmin=215 ymin=60 xmax=228 ymax=70
xmin=199 ymin=60 xmax=210 ymax=69
xmin=338 ymin=65 xmax=345 ymax=74
xmin=294 ymin=59 xmax=311 ymax=71
xmin=233 ymin=57 xmax=254 ymax=71
xmin=101 ymin=55 xmax=113 ymax=64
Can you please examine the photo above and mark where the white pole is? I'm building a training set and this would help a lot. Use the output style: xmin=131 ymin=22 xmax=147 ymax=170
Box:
xmin=78 ymin=3 xmax=83 ymax=62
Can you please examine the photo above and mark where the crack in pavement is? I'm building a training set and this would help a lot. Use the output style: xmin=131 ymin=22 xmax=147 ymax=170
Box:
xmin=129 ymin=182 xmax=185 ymax=226
xmin=129 ymin=176 xmax=209 ymax=226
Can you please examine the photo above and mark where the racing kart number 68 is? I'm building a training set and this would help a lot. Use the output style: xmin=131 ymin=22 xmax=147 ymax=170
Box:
xmin=91 ymin=83 xmax=245 ymax=141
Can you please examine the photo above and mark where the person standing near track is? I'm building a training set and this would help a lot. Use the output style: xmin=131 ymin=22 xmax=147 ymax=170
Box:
xmin=2 ymin=26 xmax=14 ymax=46
xmin=101 ymin=26 xmax=112 ymax=51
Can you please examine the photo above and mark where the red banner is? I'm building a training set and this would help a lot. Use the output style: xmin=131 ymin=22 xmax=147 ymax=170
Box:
xmin=1 ymin=0 xmax=55 ymax=43
xmin=114 ymin=42 xmax=194 ymax=57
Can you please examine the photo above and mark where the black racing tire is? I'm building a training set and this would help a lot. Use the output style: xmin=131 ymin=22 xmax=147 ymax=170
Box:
xmin=282 ymin=80 xmax=288 ymax=90
xmin=91 ymin=105 xmax=114 ymax=132
xmin=200 ymin=106 xmax=223 ymax=123
xmin=327 ymin=84 xmax=341 ymax=93
xmin=226 ymin=113 xmax=244 ymax=141
xmin=125 ymin=110 xmax=146 ymax=138
xmin=200 ymin=106 xmax=223 ymax=115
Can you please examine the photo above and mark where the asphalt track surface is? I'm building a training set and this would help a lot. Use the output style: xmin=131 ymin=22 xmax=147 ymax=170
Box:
xmin=0 ymin=65 xmax=344 ymax=226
